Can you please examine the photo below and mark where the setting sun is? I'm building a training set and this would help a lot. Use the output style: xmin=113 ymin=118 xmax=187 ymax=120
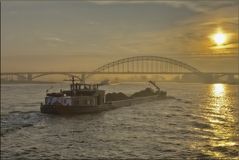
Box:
xmin=212 ymin=32 xmax=226 ymax=45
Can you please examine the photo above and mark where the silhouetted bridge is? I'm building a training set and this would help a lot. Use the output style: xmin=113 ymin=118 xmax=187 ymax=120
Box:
xmin=1 ymin=56 xmax=238 ymax=83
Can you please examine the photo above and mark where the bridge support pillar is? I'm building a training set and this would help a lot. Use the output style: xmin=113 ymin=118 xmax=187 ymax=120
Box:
xmin=27 ymin=73 xmax=33 ymax=81
xmin=17 ymin=74 xmax=27 ymax=81
xmin=227 ymin=75 xmax=235 ymax=83
xmin=201 ymin=73 xmax=215 ymax=83
xmin=81 ymin=74 xmax=85 ymax=83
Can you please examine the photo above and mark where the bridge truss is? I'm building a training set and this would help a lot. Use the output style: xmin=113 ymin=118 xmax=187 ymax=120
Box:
xmin=87 ymin=56 xmax=201 ymax=78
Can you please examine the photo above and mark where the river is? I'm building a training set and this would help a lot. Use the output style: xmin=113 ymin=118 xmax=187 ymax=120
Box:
xmin=1 ymin=82 xmax=238 ymax=159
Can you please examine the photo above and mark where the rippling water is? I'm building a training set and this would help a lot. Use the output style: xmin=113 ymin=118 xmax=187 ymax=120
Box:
xmin=1 ymin=82 xmax=239 ymax=159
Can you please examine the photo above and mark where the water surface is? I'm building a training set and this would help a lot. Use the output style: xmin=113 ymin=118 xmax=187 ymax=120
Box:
xmin=1 ymin=83 xmax=238 ymax=159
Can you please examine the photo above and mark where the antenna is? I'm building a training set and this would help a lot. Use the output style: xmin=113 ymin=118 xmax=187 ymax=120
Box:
xmin=64 ymin=75 xmax=84 ymax=83
xmin=72 ymin=76 xmax=75 ymax=85
xmin=46 ymin=85 xmax=53 ymax=93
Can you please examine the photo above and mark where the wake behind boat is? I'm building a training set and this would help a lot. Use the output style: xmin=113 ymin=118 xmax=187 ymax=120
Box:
xmin=40 ymin=78 xmax=167 ymax=114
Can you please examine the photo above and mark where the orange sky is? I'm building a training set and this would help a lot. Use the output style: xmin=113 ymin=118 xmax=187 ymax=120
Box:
xmin=1 ymin=0 xmax=238 ymax=72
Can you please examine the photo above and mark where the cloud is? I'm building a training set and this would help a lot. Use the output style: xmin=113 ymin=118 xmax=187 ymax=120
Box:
xmin=90 ymin=0 xmax=239 ymax=12
xmin=160 ymin=1 xmax=238 ymax=12
xmin=102 ymin=4 xmax=238 ymax=58
xmin=43 ymin=36 xmax=65 ymax=42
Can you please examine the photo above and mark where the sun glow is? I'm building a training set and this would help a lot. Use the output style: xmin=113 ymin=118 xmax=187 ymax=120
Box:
xmin=212 ymin=32 xmax=227 ymax=46
xmin=213 ymin=33 xmax=226 ymax=45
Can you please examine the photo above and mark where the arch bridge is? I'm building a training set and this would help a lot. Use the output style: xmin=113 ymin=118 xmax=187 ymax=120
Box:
xmin=1 ymin=56 xmax=237 ymax=83
xmin=89 ymin=56 xmax=201 ymax=75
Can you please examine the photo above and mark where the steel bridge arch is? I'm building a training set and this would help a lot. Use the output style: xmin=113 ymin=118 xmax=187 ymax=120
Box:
xmin=89 ymin=56 xmax=201 ymax=76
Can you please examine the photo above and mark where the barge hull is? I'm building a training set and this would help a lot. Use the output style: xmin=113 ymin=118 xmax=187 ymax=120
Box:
xmin=41 ymin=104 xmax=114 ymax=114
xmin=41 ymin=95 xmax=165 ymax=114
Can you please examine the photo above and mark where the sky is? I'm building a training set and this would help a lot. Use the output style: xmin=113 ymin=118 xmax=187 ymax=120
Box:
xmin=1 ymin=0 xmax=239 ymax=72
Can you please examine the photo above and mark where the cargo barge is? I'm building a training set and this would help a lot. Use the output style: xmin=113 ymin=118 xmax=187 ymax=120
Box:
xmin=40 ymin=78 xmax=167 ymax=114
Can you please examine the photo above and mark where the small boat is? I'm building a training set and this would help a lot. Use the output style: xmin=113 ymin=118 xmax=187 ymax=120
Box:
xmin=40 ymin=77 xmax=167 ymax=114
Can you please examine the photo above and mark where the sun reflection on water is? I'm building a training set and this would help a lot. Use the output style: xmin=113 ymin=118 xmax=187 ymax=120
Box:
xmin=192 ymin=84 xmax=238 ymax=159
xmin=212 ymin=83 xmax=225 ymax=97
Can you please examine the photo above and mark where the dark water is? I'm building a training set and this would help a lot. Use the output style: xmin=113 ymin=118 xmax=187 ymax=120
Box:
xmin=1 ymin=83 xmax=239 ymax=159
